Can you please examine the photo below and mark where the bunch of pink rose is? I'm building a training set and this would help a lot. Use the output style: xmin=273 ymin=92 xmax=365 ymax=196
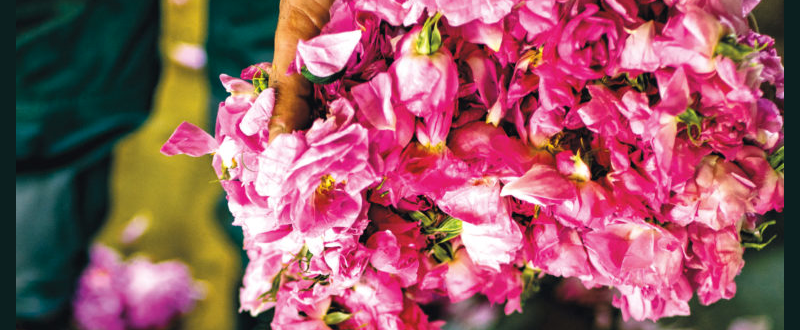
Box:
xmin=162 ymin=0 xmax=783 ymax=327
xmin=72 ymin=244 xmax=204 ymax=330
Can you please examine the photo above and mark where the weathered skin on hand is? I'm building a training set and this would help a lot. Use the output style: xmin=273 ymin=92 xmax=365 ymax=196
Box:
xmin=269 ymin=0 xmax=336 ymax=141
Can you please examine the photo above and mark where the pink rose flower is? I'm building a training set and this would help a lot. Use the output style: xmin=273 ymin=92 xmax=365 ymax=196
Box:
xmin=685 ymin=224 xmax=745 ymax=305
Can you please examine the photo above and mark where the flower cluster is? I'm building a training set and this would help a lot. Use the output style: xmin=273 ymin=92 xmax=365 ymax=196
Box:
xmin=72 ymin=244 xmax=204 ymax=330
xmin=162 ymin=0 xmax=783 ymax=326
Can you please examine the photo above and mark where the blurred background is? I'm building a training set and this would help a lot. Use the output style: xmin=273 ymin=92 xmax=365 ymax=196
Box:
xmin=15 ymin=0 xmax=783 ymax=329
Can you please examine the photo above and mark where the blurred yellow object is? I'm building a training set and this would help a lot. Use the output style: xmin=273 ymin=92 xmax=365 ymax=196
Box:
xmin=93 ymin=0 xmax=240 ymax=329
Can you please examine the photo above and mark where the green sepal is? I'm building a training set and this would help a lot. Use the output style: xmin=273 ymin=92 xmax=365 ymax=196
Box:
xmin=741 ymin=220 xmax=778 ymax=251
xmin=742 ymin=235 xmax=776 ymax=251
xmin=624 ymin=73 xmax=644 ymax=92
xmin=300 ymin=273 xmax=330 ymax=283
xmin=430 ymin=19 xmax=442 ymax=53
xmin=416 ymin=211 xmax=463 ymax=242
xmin=300 ymin=66 xmax=345 ymax=85
xmin=434 ymin=216 xmax=462 ymax=233
xmin=714 ymin=34 xmax=755 ymax=63
xmin=295 ymin=245 xmax=313 ymax=272
xmin=259 ymin=268 xmax=285 ymax=303
xmin=436 ymin=231 xmax=461 ymax=244
xmin=252 ymin=67 xmax=270 ymax=93
xmin=756 ymin=220 xmax=777 ymax=235
xmin=219 ymin=166 xmax=232 ymax=181
xmin=415 ymin=12 xmax=443 ymax=55
xmin=432 ymin=242 xmax=454 ymax=263
xmin=323 ymin=312 xmax=352 ymax=325
xmin=677 ymin=107 xmax=702 ymax=125
xmin=624 ymin=73 xmax=654 ymax=93
xmin=519 ymin=266 xmax=542 ymax=307
xmin=425 ymin=210 xmax=437 ymax=223
xmin=409 ymin=211 xmax=435 ymax=228
xmin=677 ymin=108 xmax=704 ymax=145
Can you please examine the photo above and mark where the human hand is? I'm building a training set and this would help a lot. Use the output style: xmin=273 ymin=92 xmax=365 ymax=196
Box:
xmin=268 ymin=0 xmax=336 ymax=141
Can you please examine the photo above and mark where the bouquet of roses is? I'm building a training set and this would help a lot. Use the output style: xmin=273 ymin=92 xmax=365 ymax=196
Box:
xmin=162 ymin=0 xmax=784 ymax=327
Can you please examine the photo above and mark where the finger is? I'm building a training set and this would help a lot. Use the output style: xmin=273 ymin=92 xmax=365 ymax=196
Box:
xmin=269 ymin=0 xmax=335 ymax=141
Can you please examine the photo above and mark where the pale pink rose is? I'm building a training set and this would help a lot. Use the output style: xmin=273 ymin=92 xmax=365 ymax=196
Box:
xmin=390 ymin=25 xmax=459 ymax=122
xmin=583 ymin=221 xmax=684 ymax=288
xmin=666 ymin=155 xmax=756 ymax=230
xmin=685 ymin=224 xmax=745 ymax=305
xmin=526 ymin=215 xmax=593 ymax=279
xmin=655 ymin=6 xmax=723 ymax=74
xmin=367 ymin=230 xmax=419 ymax=287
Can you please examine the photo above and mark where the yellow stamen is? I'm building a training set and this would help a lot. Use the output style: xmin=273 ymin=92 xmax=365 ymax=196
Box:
xmin=423 ymin=142 xmax=446 ymax=153
xmin=518 ymin=48 xmax=544 ymax=71
xmin=317 ymin=174 xmax=336 ymax=195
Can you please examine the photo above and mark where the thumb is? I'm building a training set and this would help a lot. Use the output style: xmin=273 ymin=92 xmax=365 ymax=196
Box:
xmin=269 ymin=0 xmax=335 ymax=141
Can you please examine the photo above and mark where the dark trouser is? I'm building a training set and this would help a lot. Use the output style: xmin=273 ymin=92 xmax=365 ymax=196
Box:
xmin=16 ymin=156 xmax=111 ymax=329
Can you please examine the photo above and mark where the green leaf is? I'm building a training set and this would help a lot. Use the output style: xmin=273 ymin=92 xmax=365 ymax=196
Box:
xmin=300 ymin=66 xmax=345 ymax=85
xmin=409 ymin=211 xmax=434 ymax=227
xmin=323 ymin=312 xmax=352 ymax=325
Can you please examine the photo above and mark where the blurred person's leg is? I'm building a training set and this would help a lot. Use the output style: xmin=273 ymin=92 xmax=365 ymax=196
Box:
xmin=15 ymin=0 xmax=160 ymax=325
xmin=16 ymin=157 xmax=111 ymax=329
